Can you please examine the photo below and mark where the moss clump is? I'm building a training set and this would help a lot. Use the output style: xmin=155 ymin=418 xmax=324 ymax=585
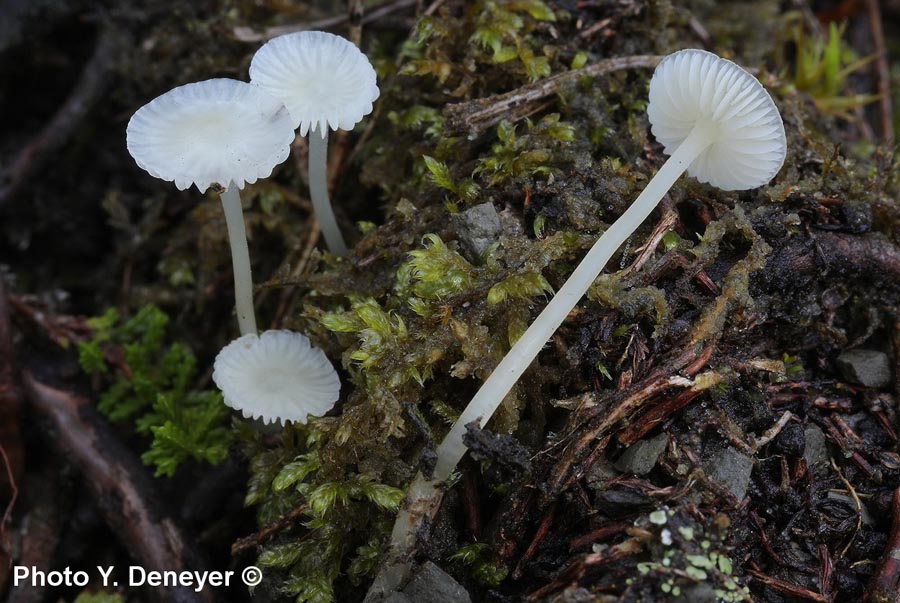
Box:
xmin=78 ymin=305 xmax=232 ymax=477
xmin=242 ymin=424 xmax=404 ymax=603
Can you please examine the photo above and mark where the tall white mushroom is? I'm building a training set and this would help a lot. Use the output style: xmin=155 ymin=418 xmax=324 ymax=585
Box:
xmin=250 ymin=31 xmax=380 ymax=257
xmin=126 ymin=78 xmax=295 ymax=335
xmin=383 ymin=49 xmax=787 ymax=574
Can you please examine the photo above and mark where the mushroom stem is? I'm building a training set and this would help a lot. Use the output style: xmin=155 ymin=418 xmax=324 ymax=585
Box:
xmin=381 ymin=126 xmax=714 ymax=580
xmin=219 ymin=182 xmax=258 ymax=336
xmin=308 ymin=126 xmax=348 ymax=256
xmin=432 ymin=124 xmax=713 ymax=483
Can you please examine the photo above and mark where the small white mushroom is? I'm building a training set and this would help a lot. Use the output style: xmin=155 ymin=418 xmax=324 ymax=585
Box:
xmin=430 ymin=49 xmax=787 ymax=486
xmin=212 ymin=329 xmax=341 ymax=425
xmin=250 ymin=31 xmax=380 ymax=256
xmin=126 ymin=79 xmax=294 ymax=335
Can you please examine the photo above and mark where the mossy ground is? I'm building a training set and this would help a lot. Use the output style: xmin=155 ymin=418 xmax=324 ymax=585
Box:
xmin=2 ymin=1 xmax=900 ymax=602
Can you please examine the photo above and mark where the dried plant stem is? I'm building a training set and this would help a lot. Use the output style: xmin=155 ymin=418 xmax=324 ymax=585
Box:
xmin=444 ymin=55 xmax=661 ymax=135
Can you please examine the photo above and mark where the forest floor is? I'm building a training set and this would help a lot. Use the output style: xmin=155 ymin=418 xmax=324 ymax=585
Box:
xmin=2 ymin=1 xmax=900 ymax=602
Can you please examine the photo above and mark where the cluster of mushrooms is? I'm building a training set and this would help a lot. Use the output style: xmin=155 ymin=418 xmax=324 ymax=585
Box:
xmin=127 ymin=34 xmax=787 ymax=564
xmin=127 ymin=31 xmax=379 ymax=424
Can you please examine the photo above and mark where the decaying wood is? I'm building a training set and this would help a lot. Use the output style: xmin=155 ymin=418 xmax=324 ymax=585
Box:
xmin=6 ymin=467 xmax=69 ymax=603
xmin=748 ymin=569 xmax=829 ymax=602
xmin=21 ymin=374 xmax=213 ymax=603
xmin=443 ymin=55 xmax=662 ymax=136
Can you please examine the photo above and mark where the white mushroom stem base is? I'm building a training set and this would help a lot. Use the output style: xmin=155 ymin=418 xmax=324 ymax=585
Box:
xmin=309 ymin=127 xmax=348 ymax=256
xmin=220 ymin=182 xmax=258 ymax=336
xmin=380 ymin=125 xmax=714 ymax=589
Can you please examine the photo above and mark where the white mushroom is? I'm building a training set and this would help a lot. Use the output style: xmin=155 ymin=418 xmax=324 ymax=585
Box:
xmin=250 ymin=31 xmax=380 ymax=256
xmin=428 ymin=48 xmax=787 ymax=495
xmin=126 ymin=78 xmax=295 ymax=335
xmin=212 ymin=330 xmax=341 ymax=425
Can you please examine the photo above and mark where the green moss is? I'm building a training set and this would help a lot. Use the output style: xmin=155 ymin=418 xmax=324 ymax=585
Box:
xmin=78 ymin=305 xmax=231 ymax=477
xmin=242 ymin=424 xmax=404 ymax=603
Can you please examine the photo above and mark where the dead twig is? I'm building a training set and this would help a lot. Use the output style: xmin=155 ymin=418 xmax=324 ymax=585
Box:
xmin=526 ymin=536 xmax=645 ymax=601
xmin=753 ymin=411 xmax=795 ymax=450
xmin=830 ymin=459 xmax=862 ymax=558
xmin=766 ymin=232 xmax=900 ymax=288
xmin=568 ymin=522 xmax=629 ymax=552
xmin=22 ymin=374 xmax=213 ymax=603
xmin=0 ymin=25 xmax=121 ymax=206
xmin=513 ymin=503 xmax=556 ymax=580
xmin=624 ymin=207 xmax=678 ymax=276
xmin=863 ymin=0 xmax=894 ymax=144
xmin=348 ymin=0 xmax=364 ymax=47
xmin=231 ymin=504 xmax=309 ymax=556
xmin=748 ymin=569 xmax=829 ymax=602
xmin=443 ymin=55 xmax=661 ymax=136
xmin=867 ymin=487 xmax=900 ymax=602
xmin=6 ymin=466 xmax=69 ymax=603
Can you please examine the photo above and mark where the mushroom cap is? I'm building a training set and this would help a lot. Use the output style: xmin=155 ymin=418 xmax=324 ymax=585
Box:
xmin=212 ymin=330 xmax=341 ymax=425
xmin=647 ymin=49 xmax=787 ymax=191
xmin=126 ymin=78 xmax=294 ymax=192
xmin=249 ymin=31 xmax=380 ymax=137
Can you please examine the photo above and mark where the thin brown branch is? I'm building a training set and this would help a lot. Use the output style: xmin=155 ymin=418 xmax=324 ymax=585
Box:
xmin=748 ymin=569 xmax=829 ymax=602
xmin=526 ymin=536 xmax=645 ymax=601
xmin=348 ymin=0 xmax=364 ymax=47
xmin=864 ymin=0 xmax=894 ymax=144
xmin=21 ymin=374 xmax=213 ymax=603
xmin=625 ymin=207 xmax=678 ymax=276
xmin=231 ymin=504 xmax=309 ymax=556
xmin=866 ymin=487 xmax=900 ymax=603
xmin=512 ymin=503 xmax=556 ymax=580
xmin=443 ymin=55 xmax=662 ymax=136
xmin=6 ymin=466 xmax=69 ymax=603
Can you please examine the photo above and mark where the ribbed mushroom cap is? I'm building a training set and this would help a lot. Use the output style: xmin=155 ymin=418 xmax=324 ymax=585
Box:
xmin=212 ymin=330 xmax=341 ymax=425
xmin=249 ymin=31 xmax=380 ymax=137
xmin=126 ymin=78 xmax=294 ymax=192
xmin=647 ymin=49 xmax=786 ymax=191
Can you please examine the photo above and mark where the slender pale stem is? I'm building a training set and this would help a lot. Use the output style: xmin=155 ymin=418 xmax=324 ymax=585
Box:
xmin=434 ymin=126 xmax=714 ymax=481
xmin=308 ymin=126 xmax=348 ymax=256
xmin=379 ymin=127 xmax=714 ymax=592
xmin=219 ymin=182 xmax=257 ymax=336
